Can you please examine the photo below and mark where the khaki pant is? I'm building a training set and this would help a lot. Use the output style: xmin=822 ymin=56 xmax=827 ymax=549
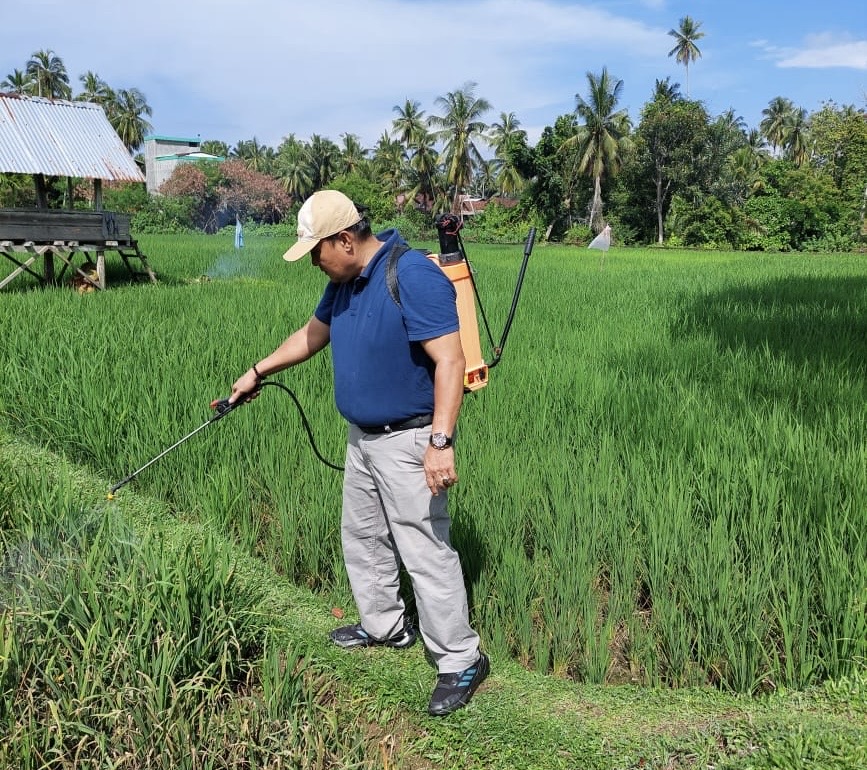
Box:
xmin=341 ymin=424 xmax=480 ymax=673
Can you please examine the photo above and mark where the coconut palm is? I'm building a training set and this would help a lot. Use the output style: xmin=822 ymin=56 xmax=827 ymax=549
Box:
xmin=107 ymin=88 xmax=152 ymax=152
xmin=25 ymin=49 xmax=71 ymax=99
xmin=653 ymin=76 xmax=682 ymax=105
xmin=428 ymin=82 xmax=492 ymax=213
xmin=201 ymin=140 xmax=229 ymax=158
xmin=782 ymin=107 xmax=810 ymax=167
xmin=667 ymin=16 xmax=704 ymax=97
xmin=232 ymin=138 xmax=271 ymax=173
xmin=392 ymin=99 xmax=428 ymax=150
xmin=488 ymin=112 xmax=528 ymax=198
xmin=339 ymin=133 xmax=368 ymax=176
xmin=760 ymin=96 xmax=795 ymax=153
xmin=275 ymin=136 xmax=313 ymax=201
xmin=1 ymin=69 xmax=30 ymax=94
xmin=306 ymin=134 xmax=341 ymax=190
xmin=565 ymin=67 xmax=632 ymax=232
xmin=76 ymin=71 xmax=114 ymax=106
xmin=372 ymin=131 xmax=407 ymax=197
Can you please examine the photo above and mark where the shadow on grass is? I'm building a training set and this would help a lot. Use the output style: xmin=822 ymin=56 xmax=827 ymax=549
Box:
xmin=673 ymin=275 xmax=867 ymax=376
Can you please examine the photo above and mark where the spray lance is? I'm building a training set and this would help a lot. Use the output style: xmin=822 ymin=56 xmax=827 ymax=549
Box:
xmin=107 ymin=380 xmax=342 ymax=499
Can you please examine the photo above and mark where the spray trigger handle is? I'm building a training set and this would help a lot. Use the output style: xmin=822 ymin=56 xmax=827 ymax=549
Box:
xmin=210 ymin=397 xmax=233 ymax=414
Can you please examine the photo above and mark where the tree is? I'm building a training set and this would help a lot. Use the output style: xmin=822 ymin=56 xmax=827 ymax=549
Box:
xmin=231 ymin=138 xmax=276 ymax=174
xmin=564 ymin=68 xmax=632 ymax=232
xmin=626 ymin=93 xmax=710 ymax=242
xmin=392 ymin=99 xmax=428 ymax=149
xmin=667 ymin=16 xmax=704 ymax=97
xmin=429 ymin=82 xmax=492 ymax=213
xmin=782 ymin=107 xmax=810 ymax=167
xmin=1 ymin=68 xmax=30 ymax=94
xmin=25 ymin=49 xmax=70 ymax=99
xmin=201 ymin=140 xmax=230 ymax=158
xmin=274 ymin=134 xmax=313 ymax=201
xmin=489 ymin=112 xmax=528 ymax=198
xmin=809 ymin=102 xmax=867 ymax=236
xmin=306 ymin=134 xmax=341 ymax=190
xmin=109 ymin=88 xmax=153 ymax=152
xmin=371 ymin=131 xmax=407 ymax=198
xmin=76 ymin=71 xmax=114 ymax=106
xmin=760 ymin=97 xmax=795 ymax=153
xmin=339 ymin=133 xmax=368 ymax=177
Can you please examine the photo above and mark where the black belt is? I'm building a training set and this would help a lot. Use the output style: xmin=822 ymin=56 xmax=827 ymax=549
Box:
xmin=357 ymin=414 xmax=433 ymax=434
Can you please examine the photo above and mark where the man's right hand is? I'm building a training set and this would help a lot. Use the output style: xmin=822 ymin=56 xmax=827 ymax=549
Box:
xmin=228 ymin=367 xmax=263 ymax=405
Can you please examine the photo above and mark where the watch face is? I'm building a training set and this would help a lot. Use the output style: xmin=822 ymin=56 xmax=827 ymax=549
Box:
xmin=431 ymin=432 xmax=450 ymax=449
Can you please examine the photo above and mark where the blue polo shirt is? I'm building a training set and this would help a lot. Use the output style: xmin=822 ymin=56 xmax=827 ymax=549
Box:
xmin=314 ymin=229 xmax=459 ymax=426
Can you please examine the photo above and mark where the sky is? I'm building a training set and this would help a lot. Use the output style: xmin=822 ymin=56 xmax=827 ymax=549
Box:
xmin=3 ymin=0 xmax=866 ymax=152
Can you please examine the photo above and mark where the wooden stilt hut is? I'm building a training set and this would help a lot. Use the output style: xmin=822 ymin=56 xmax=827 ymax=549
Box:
xmin=0 ymin=93 xmax=156 ymax=291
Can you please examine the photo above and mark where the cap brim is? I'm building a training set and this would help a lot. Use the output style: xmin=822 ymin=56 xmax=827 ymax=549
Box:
xmin=282 ymin=237 xmax=318 ymax=262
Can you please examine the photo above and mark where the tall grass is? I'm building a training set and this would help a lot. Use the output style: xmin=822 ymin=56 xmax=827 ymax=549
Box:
xmin=1 ymin=235 xmax=865 ymax=694
xmin=0 ymin=444 xmax=370 ymax=767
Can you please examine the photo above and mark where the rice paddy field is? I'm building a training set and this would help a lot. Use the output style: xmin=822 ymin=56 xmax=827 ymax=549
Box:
xmin=1 ymin=233 xmax=866 ymax=768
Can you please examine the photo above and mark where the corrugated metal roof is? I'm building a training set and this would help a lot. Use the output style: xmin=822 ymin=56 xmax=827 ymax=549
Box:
xmin=0 ymin=93 xmax=145 ymax=182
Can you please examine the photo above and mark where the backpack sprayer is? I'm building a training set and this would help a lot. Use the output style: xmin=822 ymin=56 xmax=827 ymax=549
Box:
xmin=107 ymin=218 xmax=535 ymax=497
xmin=425 ymin=213 xmax=535 ymax=391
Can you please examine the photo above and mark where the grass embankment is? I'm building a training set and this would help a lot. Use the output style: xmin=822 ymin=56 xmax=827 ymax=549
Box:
xmin=1 ymin=431 xmax=865 ymax=769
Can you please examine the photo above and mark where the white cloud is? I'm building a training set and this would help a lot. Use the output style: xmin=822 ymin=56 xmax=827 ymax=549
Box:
xmin=762 ymin=33 xmax=867 ymax=70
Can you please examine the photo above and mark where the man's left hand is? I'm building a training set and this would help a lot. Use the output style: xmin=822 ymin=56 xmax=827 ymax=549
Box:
xmin=425 ymin=446 xmax=458 ymax=495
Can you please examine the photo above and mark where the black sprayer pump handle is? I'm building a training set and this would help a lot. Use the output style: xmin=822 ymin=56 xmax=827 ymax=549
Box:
xmin=524 ymin=227 xmax=536 ymax=256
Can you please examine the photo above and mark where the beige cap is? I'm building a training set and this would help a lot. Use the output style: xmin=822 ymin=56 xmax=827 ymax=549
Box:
xmin=282 ymin=190 xmax=362 ymax=262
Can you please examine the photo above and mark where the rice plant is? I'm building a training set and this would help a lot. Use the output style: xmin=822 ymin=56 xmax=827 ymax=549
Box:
xmin=2 ymin=235 xmax=865 ymax=695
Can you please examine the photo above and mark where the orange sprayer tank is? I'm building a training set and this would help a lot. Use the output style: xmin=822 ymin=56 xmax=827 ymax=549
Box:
xmin=428 ymin=254 xmax=488 ymax=391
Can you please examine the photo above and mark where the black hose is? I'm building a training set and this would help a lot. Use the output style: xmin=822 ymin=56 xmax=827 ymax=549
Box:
xmin=259 ymin=380 xmax=344 ymax=471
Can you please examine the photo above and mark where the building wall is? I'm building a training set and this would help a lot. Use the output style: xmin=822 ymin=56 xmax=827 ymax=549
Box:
xmin=144 ymin=136 xmax=200 ymax=193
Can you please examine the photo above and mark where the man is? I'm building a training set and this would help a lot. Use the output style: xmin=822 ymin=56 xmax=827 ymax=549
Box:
xmin=229 ymin=190 xmax=488 ymax=716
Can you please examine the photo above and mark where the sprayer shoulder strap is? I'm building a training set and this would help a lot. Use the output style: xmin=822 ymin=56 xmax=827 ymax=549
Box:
xmin=385 ymin=243 xmax=411 ymax=308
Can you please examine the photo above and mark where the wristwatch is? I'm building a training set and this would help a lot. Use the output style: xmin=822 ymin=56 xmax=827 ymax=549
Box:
xmin=429 ymin=432 xmax=453 ymax=449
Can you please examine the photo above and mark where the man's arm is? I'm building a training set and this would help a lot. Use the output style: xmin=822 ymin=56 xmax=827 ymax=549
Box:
xmin=230 ymin=315 xmax=331 ymax=403
xmin=420 ymin=330 xmax=465 ymax=495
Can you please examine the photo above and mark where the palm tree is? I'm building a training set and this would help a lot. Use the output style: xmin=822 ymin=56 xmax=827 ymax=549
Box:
xmin=428 ymin=82 xmax=492 ymax=213
xmin=488 ymin=111 xmax=528 ymax=198
xmin=372 ymin=131 xmax=407 ymax=198
xmin=76 ymin=71 xmax=114 ymax=106
xmin=109 ymin=88 xmax=153 ymax=152
xmin=275 ymin=135 xmax=313 ymax=201
xmin=565 ymin=67 xmax=632 ymax=232
xmin=470 ymin=160 xmax=498 ymax=199
xmin=392 ymin=99 xmax=428 ymax=150
xmin=667 ymin=16 xmax=704 ymax=97
xmin=782 ymin=107 xmax=810 ymax=167
xmin=653 ymin=76 xmax=682 ymax=105
xmin=232 ymin=138 xmax=270 ymax=172
xmin=760 ymin=96 xmax=795 ymax=154
xmin=201 ymin=140 xmax=229 ymax=158
xmin=306 ymin=134 xmax=341 ymax=190
xmin=339 ymin=133 xmax=368 ymax=176
xmin=25 ymin=49 xmax=71 ymax=98
xmin=1 ymin=69 xmax=30 ymax=94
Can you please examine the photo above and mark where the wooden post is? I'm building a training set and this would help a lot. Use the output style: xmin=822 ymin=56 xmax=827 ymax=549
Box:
xmin=43 ymin=248 xmax=55 ymax=285
xmin=34 ymin=174 xmax=48 ymax=209
xmin=93 ymin=179 xmax=103 ymax=211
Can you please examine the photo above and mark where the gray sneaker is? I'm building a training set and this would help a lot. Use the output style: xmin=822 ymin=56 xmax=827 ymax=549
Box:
xmin=428 ymin=653 xmax=490 ymax=716
xmin=329 ymin=622 xmax=417 ymax=649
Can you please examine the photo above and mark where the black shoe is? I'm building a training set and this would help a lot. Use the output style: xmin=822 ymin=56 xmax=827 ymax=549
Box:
xmin=329 ymin=622 xmax=417 ymax=650
xmin=428 ymin=653 xmax=490 ymax=716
